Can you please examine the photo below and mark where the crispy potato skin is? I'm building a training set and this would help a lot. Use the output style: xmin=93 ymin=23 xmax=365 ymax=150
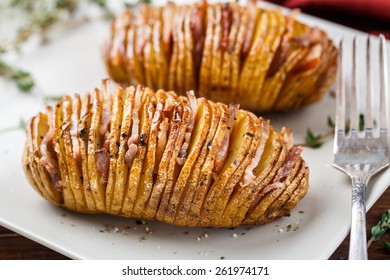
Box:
xmin=103 ymin=0 xmax=337 ymax=113
xmin=23 ymin=82 xmax=309 ymax=228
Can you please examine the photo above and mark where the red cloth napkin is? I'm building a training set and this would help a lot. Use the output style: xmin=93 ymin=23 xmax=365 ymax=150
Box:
xmin=266 ymin=0 xmax=390 ymax=38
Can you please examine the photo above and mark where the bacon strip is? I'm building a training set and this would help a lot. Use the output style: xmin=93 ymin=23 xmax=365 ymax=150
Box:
xmin=40 ymin=107 xmax=62 ymax=191
xmin=213 ymin=103 xmax=239 ymax=173
xmin=241 ymin=120 xmax=270 ymax=187
xmin=177 ymin=91 xmax=198 ymax=165
xmin=124 ymin=86 xmax=143 ymax=167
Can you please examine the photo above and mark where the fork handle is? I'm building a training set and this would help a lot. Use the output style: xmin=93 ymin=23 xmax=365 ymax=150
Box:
xmin=349 ymin=177 xmax=368 ymax=260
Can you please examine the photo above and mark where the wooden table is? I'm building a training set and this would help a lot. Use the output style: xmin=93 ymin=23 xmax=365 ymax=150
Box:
xmin=1 ymin=187 xmax=389 ymax=260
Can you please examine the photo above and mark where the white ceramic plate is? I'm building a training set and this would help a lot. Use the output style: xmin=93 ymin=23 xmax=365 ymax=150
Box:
xmin=0 ymin=0 xmax=389 ymax=260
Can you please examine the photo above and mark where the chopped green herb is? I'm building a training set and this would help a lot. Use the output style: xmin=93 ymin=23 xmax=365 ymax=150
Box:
xmin=304 ymin=129 xmax=324 ymax=148
xmin=327 ymin=116 xmax=335 ymax=129
xmin=0 ymin=60 xmax=34 ymax=92
xmin=367 ymin=209 xmax=390 ymax=248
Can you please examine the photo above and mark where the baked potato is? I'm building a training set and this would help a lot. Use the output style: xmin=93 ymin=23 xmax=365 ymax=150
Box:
xmin=22 ymin=80 xmax=309 ymax=228
xmin=103 ymin=0 xmax=337 ymax=112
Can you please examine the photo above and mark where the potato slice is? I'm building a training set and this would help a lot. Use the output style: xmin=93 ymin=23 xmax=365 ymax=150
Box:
xmin=217 ymin=3 xmax=238 ymax=104
xmin=132 ymin=90 xmax=166 ymax=217
xmin=62 ymin=94 xmax=87 ymax=211
xmin=174 ymin=99 xmax=220 ymax=226
xmin=260 ymin=49 xmax=306 ymax=112
xmin=104 ymin=11 xmax=132 ymax=84
xmin=183 ymin=6 xmax=196 ymax=92
xmin=22 ymin=118 xmax=44 ymax=198
xmin=198 ymin=4 xmax=215 ymax=99
xmin=128 ymin=22 xmax=145 ymax=85
xmin=152 ymin=16 xmax=169 ymax=89
xmin=162 ymin=97 xmax=210 ymax=224
xmin=112 ymin=85 xmax=143 ymax=213
xmin=186 ymin=102 xmax=237 ymax=226
xmin=229 ymin=6 xmax=247 ymax=102
xmin=244 ymin=143 xmax=302 ymax=224
xmin=252 ymin=10 xmax=285 ymax=108
xmin=103 ymin=86 xmax=134 ymax=214
xmin=54 ymin=101 xmax=77 ymax=209
xmin=143 ymin=94 xmax=183 ymax=219
xmin=208 ymin=4 xmax=223 ymax=102
xmin=220 ymin=116 xmax=269 ymax=226
xmin=175 ymin=7 xmax=186 ymax=93
xmin=168 ymin=11 xmax=180 ymax=91
xmin=31 ymin=113 xmax=62 ymax=204
xmin=121 ymin=88 xmax=155 ymax=216
xmin=298 ymin=38 xmax=338 ymax=107
xmin=283 ymin=165 xmax=309 ymax=211
xmin=237 ymin=9 xmax=268 ymax=108
xmin=142 ymin=24 xmax=154 ymax=88
xmin=200 ymin=110 xmax=255 ymax=227
xmin=103 ymin=87 xmax=125 ymax=213
xmin=77 ymin=92 xmax=96 ymax=211
xmin=156 ymin=95 xmax=193 ymax=221
xmin=258 ymin=160 xmax=307 ymax=224
xmin=227 ymin=127 xmax=287 ymax=226
xmin=87 ymin=88 xmax=105 ymax=211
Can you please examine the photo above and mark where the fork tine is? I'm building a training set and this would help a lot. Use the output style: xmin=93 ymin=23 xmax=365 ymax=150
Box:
xmin=379 ymin=34 xmax=388 ymax=131
xmin=335 ymin=40 xmax=346 ymax=134
xmin=365 ymin=36 xmax=373 ymax=130
xmin=350 ymin=37 xmax=359 ymax=132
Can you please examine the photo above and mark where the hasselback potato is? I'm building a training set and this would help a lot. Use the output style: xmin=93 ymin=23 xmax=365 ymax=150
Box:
xmin=22 ymin=80 xmax=308 ymax=228
xmin=103 ymin=0 xmax=337 ymax=112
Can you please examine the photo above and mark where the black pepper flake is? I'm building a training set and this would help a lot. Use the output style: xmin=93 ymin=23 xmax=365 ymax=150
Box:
xmin=121 ymin=132 xmax=128 ymax=138
xmin=136 ymin=219 xmax=146 ymax=225
xmin=139 ymin=133 xmax=147 ymax=146
xmin=244 ymin=132 xmax=254 ymax=137
xmin=220 ymin=256 xmax=225 ymax=259
xmin=183 ymin=231 xmax=189 ymax=235
xmin=207 ymin=141 xmax=212 ymax=150
xmin=79 ymin=128 xmax=86 ymax=139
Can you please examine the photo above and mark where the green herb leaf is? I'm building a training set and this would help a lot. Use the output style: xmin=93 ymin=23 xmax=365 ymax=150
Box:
xmin=368 ymin=209 xmax=390 ymax=248
xmin=327 ymin=116 xmax=335 ymax=129
xmin=11 ymin=69 xmax=34 ymax=92
xmin=0 ymin=60 xmax=34 ymax=92
xmin=304 ymin=129 xmax=324 ymax=148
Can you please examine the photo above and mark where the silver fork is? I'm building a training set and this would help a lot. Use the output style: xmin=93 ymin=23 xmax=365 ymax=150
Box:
xmin=333 ymin=35 xmax=389 ymax=260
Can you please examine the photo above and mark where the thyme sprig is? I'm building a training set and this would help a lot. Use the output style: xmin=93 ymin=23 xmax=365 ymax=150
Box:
xmin=0 ymin=0 xmax=152 ymax=92
xmin=299 ymin=114 xmax=367 ymax=148
xmin=0 ymin=60 xmax=34 ymax=92
xmin=298 ymin=116 xmax=335 ymax=148
xmin=0 ymin=0 xmax=116 ymax=92
xmin=367 ymin=209 xmax=390 ymax=251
